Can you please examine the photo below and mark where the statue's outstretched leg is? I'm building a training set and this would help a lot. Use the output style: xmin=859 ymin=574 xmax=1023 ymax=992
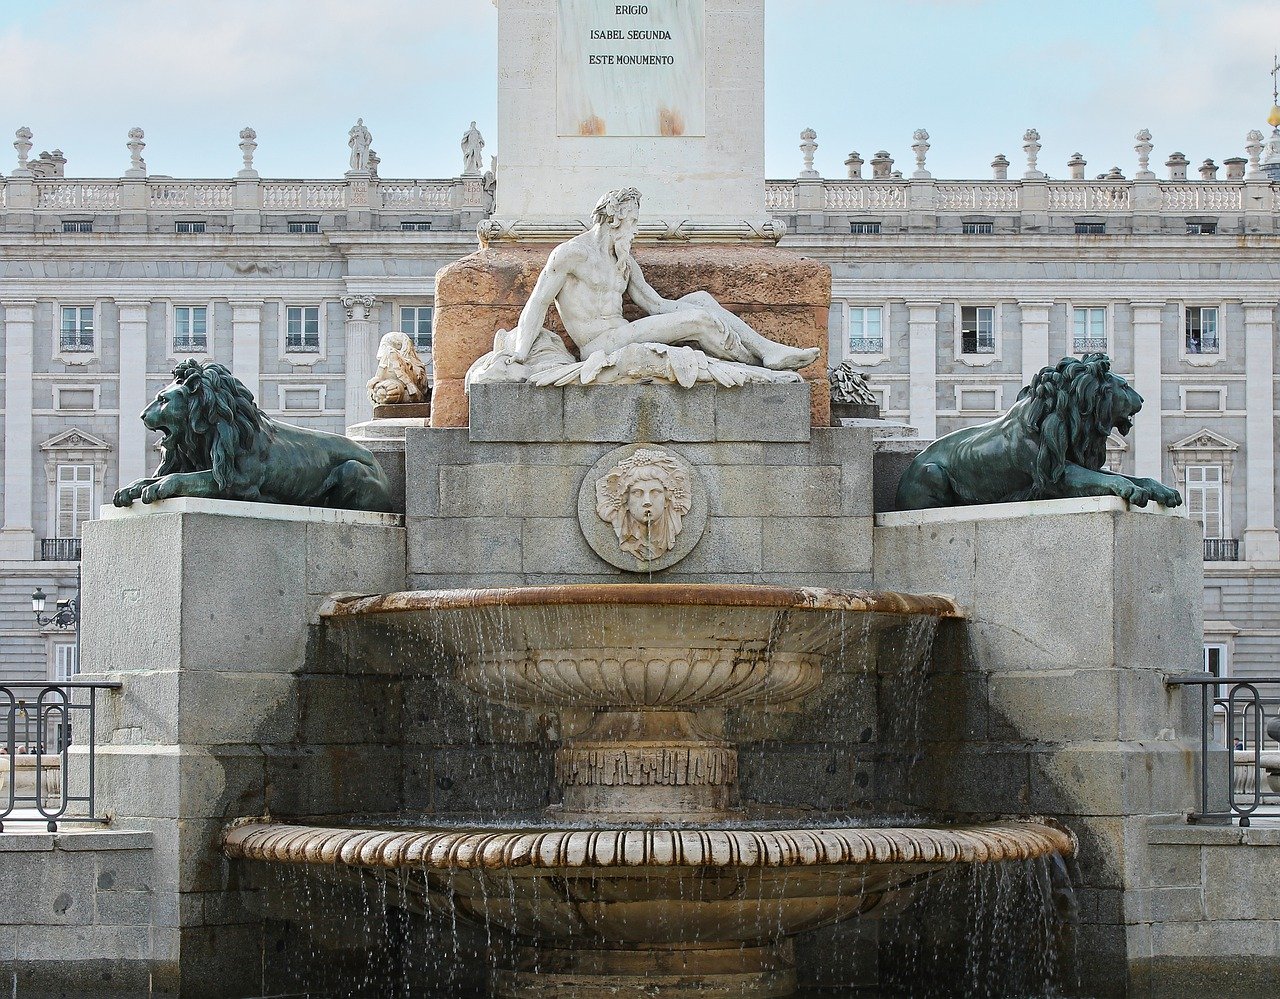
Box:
xmin=678 ymin=291 xmax=820 ymax=371
xmin=321 ymin=460 xmax=395 ymax=513
xmin=895 ymin=462 xmax=957 ymax=511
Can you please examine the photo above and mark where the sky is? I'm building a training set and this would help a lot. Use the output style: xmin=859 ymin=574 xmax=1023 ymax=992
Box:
xmin=1 ymin=0 xmax=1278 ymax=182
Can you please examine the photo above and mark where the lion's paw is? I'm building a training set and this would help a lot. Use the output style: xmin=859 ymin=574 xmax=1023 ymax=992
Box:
xmin=140 ymin=482 xmax=166 ymax=504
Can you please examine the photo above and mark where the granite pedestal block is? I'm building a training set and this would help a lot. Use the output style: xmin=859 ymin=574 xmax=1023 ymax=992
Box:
xmin=430 ymin=243 xmax=832 ymax=428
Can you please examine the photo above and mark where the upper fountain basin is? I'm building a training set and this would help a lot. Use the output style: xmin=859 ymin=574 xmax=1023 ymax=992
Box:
xmin=322 ymin=584 xmax=961 ymax=710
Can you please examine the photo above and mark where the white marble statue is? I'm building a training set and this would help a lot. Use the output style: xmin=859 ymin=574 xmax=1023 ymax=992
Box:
xmin=348 ymin=118 xmax=372 ymax=173
xmin=367 ymin=332 xmax=429 ymax=406
xmin=596 ymin=448 xmax=692 ymax=562
xmin=466 ymin=188 xmax=819 ymax=390
xmin=462 ymin=122 xmax=485 ymax=176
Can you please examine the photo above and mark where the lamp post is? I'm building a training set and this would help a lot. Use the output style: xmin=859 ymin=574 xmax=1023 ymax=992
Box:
xmin=31 ymin=587 xmax=78 ymax=629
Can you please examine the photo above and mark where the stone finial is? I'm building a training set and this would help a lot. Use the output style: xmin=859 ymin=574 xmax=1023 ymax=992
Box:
xmin=1199 ymin=158 xmax=1219 ymax=181
xmin=1022 ymin=128 xmax=1044 ymax=179
xmin=13 ymin=126 xmax=32 ymax=173
xmin=844 ymin=150 xmax=864 ymax=180
xmin=799 ymin=127 xmax=819 ymax=179
xmin=1165 ymin=151 xmax=1189 ymax=181
xmin=237 ymin=127 xmax=258 ymax=178
xmin=991 ymin=154 xmax=1009 ymax=181
xmin=1104 ymin=166 xmax=1125 ymax=180
xmin=1223 ymin=157 xmax=1247 ymax=181
xmin=870 ymin=150 xmax=894 ymax=179
xmin=1245 ymin=129 xmax=1264 ymax=178
xmin=910 ymin=129 xmax=931 ymax=179
xmin=126 ymin=126 xmax=146 ymax=176
xmin=1134 ymin=128 xmax=1154 ymax=179
xmin=1066 ymin=152 xmax=1086 ymax=180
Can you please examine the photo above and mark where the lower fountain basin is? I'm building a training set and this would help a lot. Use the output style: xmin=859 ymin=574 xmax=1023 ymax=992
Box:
xmin=225 ymin=819 xmax=1074 ymax=998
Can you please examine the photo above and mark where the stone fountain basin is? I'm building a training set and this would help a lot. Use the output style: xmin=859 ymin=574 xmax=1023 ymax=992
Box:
xmin=322 ymin=584 xmax=962 ymax=709
xmin=224 ymin=819 xmax=1073 ymax=945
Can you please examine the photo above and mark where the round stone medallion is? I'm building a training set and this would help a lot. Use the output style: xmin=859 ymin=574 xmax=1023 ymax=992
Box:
xmin=577 ymin=443 xmax=707 ymax=573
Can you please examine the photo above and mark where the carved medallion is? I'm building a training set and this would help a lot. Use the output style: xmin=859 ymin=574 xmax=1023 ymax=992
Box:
xmin=577 ymin=444 xmax=706 ymax=572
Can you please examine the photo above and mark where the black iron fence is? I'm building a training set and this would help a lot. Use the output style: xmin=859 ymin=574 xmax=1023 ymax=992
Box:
xmin=1 ymin=681 xmax=119 ymax=831
xmin=1203 ymin=538 xmax=1240 ymax=561
xmin=1167 ymin=674 xmax=1280 ymax=826
xmin=40 ymin=537 xmax=82 ymax=561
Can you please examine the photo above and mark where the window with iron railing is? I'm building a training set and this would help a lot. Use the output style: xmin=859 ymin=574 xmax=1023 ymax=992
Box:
xmin=1186 ymin=464 xmax=1224 ymax=542
xmin=1073 ymin=307 xmax=1107 ymax=353
xmin=850 ymin=222 xmax=881 ymax=234
xmin=41 ymin=538 xmax=82 ymax=561
xmin=285 ymin=306 xmax=321 ymax=353
xmin=847 ymin=306 xmax=884 ymax=354
xmin=61 ymin=220 xmax=92 ymax=233
xmin=1075 ymin=221 xmax=1106 ymax=235
xmin=960 ymin=306 xmax=996 ymax=355
xmin=175 ymin=221 xmax=206 ymax=234
xmin=1203 ymin=538 xmax=1240 ymax=561
xmin=59 ymin=306 xmax=94 ymax=352
xmin=962 ymin=222 xmax=993 ymax=235
xmin=173 ymin=306 xmax=208 ymax=353
xmin=400 ymin=305 xmax=434 ymax=354
xmin=288 ymin=221 xmax=320 ymax=234
xmin=1186 ymin=306 xmax=1219 ymax=355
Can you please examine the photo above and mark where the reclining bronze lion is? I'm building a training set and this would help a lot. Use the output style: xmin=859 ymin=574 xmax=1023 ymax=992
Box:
xmin=113 ymin=359 xmax=394 ymax=513
xmin=897 ymin=353 xmax=1182 ymax=511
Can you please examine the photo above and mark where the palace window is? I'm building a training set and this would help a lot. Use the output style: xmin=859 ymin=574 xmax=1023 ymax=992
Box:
xmin=54 ymin=643 xmax=79 ymax=682
xmin=288 ymin=221 xmax=320 ymax=234
xmin=960 ymin=306 xmax=996 ymax=355
xmin=173 ymin=306 xmax=208 ymax=353
xmin=849 ymin=222 xmax=881 ymax=235
xmin=61 ymin=220 xmax=92 ymax=233
xmin=1073 ymin=307 xmax=1108 ymax=353
xmin=1186 ymin=307 xmax=1219 ymax=354
xmin=175 ymin=221 xmax=206 ymax=234
xmin=400 ymin=306 xmax=434 ymax=353
xmin=847 ymin=306 xmax=884 ymax=354
xmin=1203 ymin=644 xmax=1227 ymax=700
xmin=401 ymin=221 xmax=432 ymax=231
xmin=59 ymin=306 xmax=94 ymax=353
xmin=1075 ymin=221 xmax=1106 ymax=235
xmin=962 ymin=222 xmax=993 ymax=235
xmin=56 ymin=464 xmax=94 ymax=540
xmin=1185 ymin=465 xmax=1224 ymax=539
xmin=1186 ymin=221 xmax=1217 ymax=235
xmin=285 ymin=306 xmax=321 ymax=353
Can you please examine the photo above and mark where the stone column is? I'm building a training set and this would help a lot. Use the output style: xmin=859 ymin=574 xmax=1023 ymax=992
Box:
xmin=1130 ymin=302 xmax=1164 ymax=481
xmin=1018 ymin=301 xmax=1052 ymax=387
xmin=116 ymin=301 xmax=151 ymax=489
xmin=907 ymin=302 xmax=939 ymax=440
xmin=342 ymin=295 xmax=377 ymax=428
xmin=230 ymin=301 xmax=264 ymax=399
xmin=1242 ymin=303 xmax=1280 ymax=561
xmin=0 ymin=300 xmax=36 ymax=559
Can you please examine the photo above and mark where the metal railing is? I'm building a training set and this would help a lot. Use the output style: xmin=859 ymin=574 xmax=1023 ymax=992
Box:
xmin=1204 ymin=538 xmax=1240 ymax=561
xmin=1167 ymin=674 xmax=1280 ymax=826
xmin=1 ymin=681 xmax=120 ymax=831
xmin=1073 ymin=336 xmax=1109 ymax=352
xmin=40 ymin=538 xmax=82 ymax=561
xmin=59 ymin=332 xmax=94 ymax=352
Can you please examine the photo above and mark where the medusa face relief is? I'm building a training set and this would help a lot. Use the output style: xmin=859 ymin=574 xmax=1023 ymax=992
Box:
xmin=596 ymin=448 xmax=692 ymax=563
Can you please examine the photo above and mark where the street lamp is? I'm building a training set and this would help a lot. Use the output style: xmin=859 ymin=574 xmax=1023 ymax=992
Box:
xmin=32 ymin=587 xmax=79 ymax=629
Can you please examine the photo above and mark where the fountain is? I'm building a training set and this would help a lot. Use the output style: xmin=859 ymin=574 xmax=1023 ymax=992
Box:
xmin=225 ymin=584 xmax=1072 ymax=996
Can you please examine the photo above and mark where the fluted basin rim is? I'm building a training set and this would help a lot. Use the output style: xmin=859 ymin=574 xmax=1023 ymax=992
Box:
xmin=223 ymin=819 xmax=1072 ymax=871
xmin=320 ymin=584 xmax=964 ymax=620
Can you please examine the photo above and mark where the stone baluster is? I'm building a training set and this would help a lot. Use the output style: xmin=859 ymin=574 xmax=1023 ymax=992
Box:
xmin=844 ymin=151 xmax=863 ymax=179
xmin=1022 ymin=128 xmax=1044 ymax=179
xmin=126 ymin=127 xmax=146 ymax=177
xmin=238 ymin=127 xmax=258 ymax=178
xmin=13 ymin=126 xmax=32 ymax=174
xmin=991 ymin=154 xmax=1009 ymax=180
xmin=343 ymin=295 xmax=379 ymax=427
xmin=1224 ymin=158 xmax=1247 ymax=181
xmin=799 ymin=128 xmax=819 ymax=179
xmin=1134 ymin=129 xmax=1155 ymax=179
xmin=1245 ymin=130 xmax=1264 ymax=179
xmin=869 ymin=151 xmax=893 ymax=179
xmin=1067 ymin=152 xmax=1086 ymax=180
xmin=1199 ymin=159 xmax=1218 ymax=181
xmin=1165 ymin=152 xmax=1189 ymax=181
xmin=911 ymin=129 xmax=930 ymax=179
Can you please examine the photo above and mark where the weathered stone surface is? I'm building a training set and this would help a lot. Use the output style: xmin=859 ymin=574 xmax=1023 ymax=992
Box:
xmin=561 ymin=384 xmax=718 ymax=443
xmin=712 ymin=383 xmax=811 ymax=442
xmin=429 ymin=378 xmax=469 ymax=427
xmin=469 ymin=382 xmax=565 ymax=442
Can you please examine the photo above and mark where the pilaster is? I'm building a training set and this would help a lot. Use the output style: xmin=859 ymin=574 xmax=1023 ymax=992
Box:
xmin=230 ymin=301 xmax=264 ymax=398
xmin=907 ymin=302 xmax=939 ymax=440
xmin=1242 ymin=302 xmax=1280 ymax=561
xmin=1018 ymin=301 xmax=1053 ymax=387
xmin=0 ymin=300 xmax=36 ymax=559
xmin=342 ymin=295 xmax=378 ymax=427
xmin=116 ymin=300 xmax=151 ymax=490
xmin=1129 ymin=302 xmax=1164 ymax=481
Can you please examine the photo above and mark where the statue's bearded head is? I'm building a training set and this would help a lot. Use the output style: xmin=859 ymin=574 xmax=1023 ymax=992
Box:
xmin=592 ymin=187 xmax=642 ymax=256
xmin=596 ymin=447 xmax=692 ymax=563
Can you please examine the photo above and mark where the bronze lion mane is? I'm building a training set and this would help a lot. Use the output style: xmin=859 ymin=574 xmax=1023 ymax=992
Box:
xmin=896 ymin=353 xmax=1183 ymax=510
xmin=113 ymin=360 xmax=394 ymax=513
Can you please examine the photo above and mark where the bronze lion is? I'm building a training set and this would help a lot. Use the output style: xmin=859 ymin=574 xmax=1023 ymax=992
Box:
xmin=113 ymin=360 xmax=394 ymax=513
xmin=896 ymin=353 xmax=1182 ymax=510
